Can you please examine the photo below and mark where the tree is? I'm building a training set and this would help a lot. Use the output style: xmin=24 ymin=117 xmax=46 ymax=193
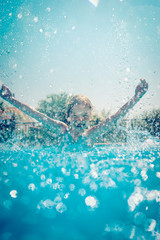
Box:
xmin=37 ymin=92 xmax=73 ymax=123
xmin=34 ymin=92 xmax=73 ymax=146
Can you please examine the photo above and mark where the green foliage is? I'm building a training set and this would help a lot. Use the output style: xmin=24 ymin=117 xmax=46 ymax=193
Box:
xmin=37 ymin=92 xmax=73 ymax=123
xmin=32 ymin=92 xmax=73 ymax=146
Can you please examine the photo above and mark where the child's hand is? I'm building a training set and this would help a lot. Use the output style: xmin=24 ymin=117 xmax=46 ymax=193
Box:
xmin=0 ymin=84 xmax=13 ymax=99
xmin=135 ymin=79 xmax=148 ymax=98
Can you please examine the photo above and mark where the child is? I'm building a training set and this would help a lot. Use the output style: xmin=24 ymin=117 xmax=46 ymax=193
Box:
xmin=0 ymin=79 xmax=148 ymax=146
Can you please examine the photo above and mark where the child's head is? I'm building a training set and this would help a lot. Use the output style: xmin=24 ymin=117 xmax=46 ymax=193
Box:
xmin=67 ymin=95 xmax=93 ymax=132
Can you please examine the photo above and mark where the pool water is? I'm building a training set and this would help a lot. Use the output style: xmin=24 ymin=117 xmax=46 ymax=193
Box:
xmin=0 ymin=136 xmax=160 ymax=240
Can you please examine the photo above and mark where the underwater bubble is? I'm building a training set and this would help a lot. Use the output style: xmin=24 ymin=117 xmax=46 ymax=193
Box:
xmin=5 ymin=179 xmax=10 ymax=186
xmin=40 ymin=182 xmax=46 ymax=187
xmin=61 ymin=168 xmax=66 ymax=174
xmin=56 ymin=177 xmax=63 ymax=182
xmin=131 ymin=167 xmax=138 ymax=175
xmin=10 ymin=190 xmax=18 ymax=198
xmin=12 ymin=163 xmax=17 ymax=167
xmin=130 ymin=226 xmax=135 ymax=239
xmin=69 ymin=184 xmax=75 ymax=191
xmin=90 ymin=170 xmax=98 ymax=179
xmin=33 ymin=17 xmax=38 ymax=23
xmin=104 ymin=224 xmax=111 ymax=232
xmin=134 ymin=179 xmax=141 ymax=186
xmin=90 ymin=182 xmax=98 ymax=191
xmin=128 ymin=191 xmax=144 ymax=211
xmin=156 ymin=172 xmax=160 ymax=178
xmin=46 ymin=178 xmax=52 ymax=184
xmin=78 ymin=188 xmax=86 ymax=196
xmin=54 ymin=196 xmax=62 ymax=205
xmin=52 ymin=183 xmax=59 ymax=189
xmin=141 ymin=169 xmax=148 ymax=181
xmin=41 ymin=174 xmax=46 ymax=180
xmin=64 ymin=193 xmax=70 ymax=199
xmin=85 ymin=196 xmax=99 ymax=209
xmin=112 ymin=223 xmax=124 ymax=232
xmin=156 ymin=192 xmax=160 ymax=202
xmin=58 ymin=184 xmax=65 ymax=191
xmin=56 ymin=202 xmax=67 ymax=213
xmin=134 ymin=212 xmax=146 ymax=225
xmin=146 ymin=190 xmax=157 ymax=201
xmin=17 ymin=13 xmax=22 ymax=19
xmin=43 ymin=199 xmax=54 ymax=209
xmin=28 ymin=183 xmax=36 ymax=191
xmin=83 ymin=176 xmax=91 ymax=184
xmin=145 ymin=219 xmax=156 ymax=232
xmin=74 ymin=174 xmax=79 ymax=179
xmin=31 ymin=162 xmax=35 ymax=167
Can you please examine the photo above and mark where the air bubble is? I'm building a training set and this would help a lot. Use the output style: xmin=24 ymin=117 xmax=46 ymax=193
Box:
xmin=56 ymin=202 xmax=67 ymax=213
xmin=43 ymin=199 xmax=54 ymax=209
xmin=17 ymin=13 xmax=22 ymax=19
xmin=85 ymin=196 xmax=99 ymax=209
xmin=28 ymin=183 xmax=36 ymax=191
xmin=33 ymin=17 xmax=38 ymax=23
xmin=10 ymin=190 xmax=18 ymax=198
xmin=41 ymin=174 xmax=46 ymax=180
xmin=69 ymin=184 xmax=75 ymax=191
xmin=46 ymin=178 xmax=52 ymax=184
xmin=78 ymin=188 xmax=86 ymax=196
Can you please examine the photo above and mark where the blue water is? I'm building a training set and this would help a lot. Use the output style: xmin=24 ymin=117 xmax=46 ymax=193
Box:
xmin=0 ymin=136 xmax=160 ymax=240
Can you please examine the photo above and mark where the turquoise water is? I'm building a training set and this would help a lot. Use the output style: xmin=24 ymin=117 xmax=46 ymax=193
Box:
xmin=0 ymin=137 xmax=160 ymax=240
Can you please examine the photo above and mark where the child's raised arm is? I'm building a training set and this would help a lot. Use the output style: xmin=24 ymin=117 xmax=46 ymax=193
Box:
xmin=86 ymin=79 xmax=148 ymax=141
xmin=0 ymin=84 xmax=68 ymax=134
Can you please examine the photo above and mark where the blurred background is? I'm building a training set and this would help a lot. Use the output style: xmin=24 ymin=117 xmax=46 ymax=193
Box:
xmin=0 ymin=0 xmax=160 ymax=114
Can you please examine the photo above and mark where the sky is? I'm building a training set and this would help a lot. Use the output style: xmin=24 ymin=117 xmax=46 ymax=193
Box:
xmin=0 ymin=0 xmax=160 ymax=117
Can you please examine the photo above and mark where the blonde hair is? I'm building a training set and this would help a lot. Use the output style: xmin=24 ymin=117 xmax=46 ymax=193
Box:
xmin=67 ymin=95 xmax=93 ymax=118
